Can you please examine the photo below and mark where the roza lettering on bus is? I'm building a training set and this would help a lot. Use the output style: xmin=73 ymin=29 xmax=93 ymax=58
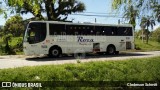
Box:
xmin=77 ymin=36 xmax=94 ymax=42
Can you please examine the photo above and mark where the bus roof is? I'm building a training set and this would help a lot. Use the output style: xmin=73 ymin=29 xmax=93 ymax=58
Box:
xmin=29 ymin=21 xmax=133 ymax=27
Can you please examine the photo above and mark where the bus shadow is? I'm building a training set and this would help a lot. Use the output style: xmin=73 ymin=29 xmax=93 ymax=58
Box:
xmin=25 ymin=52 xmax=152 ymax=61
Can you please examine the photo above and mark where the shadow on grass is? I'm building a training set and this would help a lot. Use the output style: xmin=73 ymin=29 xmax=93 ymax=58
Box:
xmin=25 ymin=52 xmax=151 ymax=61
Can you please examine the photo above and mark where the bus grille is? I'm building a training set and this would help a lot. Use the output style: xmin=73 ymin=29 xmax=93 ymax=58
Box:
xmin=126 ymin=42 xmax=132 ymax=49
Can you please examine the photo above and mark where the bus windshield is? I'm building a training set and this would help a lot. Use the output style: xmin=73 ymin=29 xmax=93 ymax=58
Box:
xmin=24 ymin=22 xmax=46 ymax=44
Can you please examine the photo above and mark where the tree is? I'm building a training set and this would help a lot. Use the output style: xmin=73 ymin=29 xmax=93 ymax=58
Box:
xmin=5 ymin=0 xmax=85 ymax=21
xmin=112 ymin=0 xmax=138 ymax=29
xmin=123 ymin=5 xmax=139 ymax=29
xmin=140 ymin=16 xmax=155 ymax=44
xmin=152 ymin=27 xmax=160 ymax=42
xmin=0 ymin=1 xmax=3 ymax=14
xmin=2 ymin=34 xmax=15 ymax=54
xmin=1 ymin=15 xmax=24 ymax=54
xmin=158 ymin=14 xmax=160 ymax=22
xmin=152 ymin=4 xmax=160 ymax=22
xmin=112 ymin=0 xmax=160 ymax=23
xmin=112 ymin=0 xmax=132 ymax=10
xmin=3 ymin=15 xmax=24 ymax=37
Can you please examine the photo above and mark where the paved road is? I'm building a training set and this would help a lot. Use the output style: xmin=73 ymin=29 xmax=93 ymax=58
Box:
xmin=0 ymin=51 xmax=160 ymax=69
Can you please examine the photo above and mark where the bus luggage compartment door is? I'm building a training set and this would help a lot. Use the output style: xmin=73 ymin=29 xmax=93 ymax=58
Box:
xmin=93 ymin=43 xmax=100 ymax=52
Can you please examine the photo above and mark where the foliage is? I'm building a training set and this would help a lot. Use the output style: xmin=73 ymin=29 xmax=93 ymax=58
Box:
xmin=11 ymin=37 xmax=23 ymax=52
xmin=1 ymin=34 xmax=16 ymax=54
xmin=135 ymin=29 xmax=150 ymax=40
xmin=151 ymin=27 xmax=160 ymax=42
xmin=0 ymin=1 xmax=3 ymax=14
xmin=135 ymin=38 xmax=160 ymax=51
xmin=112 ymin=0 xmax=160 ymax=23
xmin=151 ymin=1 xmax=160 ymax=22
xmin=5 ymin=0 xmax=85 ymax=21
xmin=140 ymin=16 xmax=156 ymax=30
xmin=112 ymin=0 xmax=132 ymax=9
xmin=140 ymin=16 xmax=155 ymax=43
xmin=0 ymin=37 xmax=23 ymax=55
xmin=112 ymin=0 xmax=138 ymax=29
xmin=3 ymin=15 xmax=24 ymax=37
xmin=0 ymin=15 xmax=24 ymax=55
xmin=123 ymin=5 xmax=139 ymax=29
xmin=0 ymin=56 xmax=160 ymax=90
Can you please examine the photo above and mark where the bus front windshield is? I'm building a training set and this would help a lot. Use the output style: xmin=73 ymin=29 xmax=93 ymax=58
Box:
xmin=25 ymin=22 xmax=46 ymax=44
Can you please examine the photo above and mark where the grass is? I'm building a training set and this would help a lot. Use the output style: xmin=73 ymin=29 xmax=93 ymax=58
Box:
xmin=135 ymin=38 xmax=160 ymax=51
xmin=0 ymin=56 xmax=160 ymax=89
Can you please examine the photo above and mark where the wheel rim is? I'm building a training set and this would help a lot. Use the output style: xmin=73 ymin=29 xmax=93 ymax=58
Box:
xmin=108 ymin=47 xmax=114 ymax=54
xmin=52 ymin=49 xmax=59 ymax=56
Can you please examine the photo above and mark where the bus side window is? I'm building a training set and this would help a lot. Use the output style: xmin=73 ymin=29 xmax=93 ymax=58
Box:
xmin=89 ymin=27 xmax=95 ymax=35
xmin=75 ymin=26 xmax=79 ymax=35
xmin=117 ymin=27 xmax=132 ymax=36
xmin=105 ymin=26 xmax=112 ymax=36
xmin=66 ymin=25 xmax=74 ymax=35
xmin=117 ymin=27 xmax=124 ymax=36
xmin=40 ymin=23 xmax=47 ymax=40
xmin=49 ymin=24 xmax=65 ymax=35
xmin=75 ymin=32 xmax=78 ymax=35
xmin=102 ymin=30 xmax=105 ymax=35
xmin=29 ymin=30 xmax=35 ymax=37
xmin=111 ymin=27 xmax=117 ymax=35
xmin=95 ymin=26 xmax=101 ymax=35
xmin=125 ymin=27 xmax=132 ymax=36
xmin=101 ymin=27 xmax=106 ymax=35
xmin=96 ymin=31 xmax=100 ymax=35
xmin=61 ymin=32 xmax=66 ymax=35
xmin=90 ymin=30 xmax=94 ymax=35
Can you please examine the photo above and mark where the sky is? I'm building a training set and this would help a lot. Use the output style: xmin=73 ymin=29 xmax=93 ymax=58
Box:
xmin=0 ymin=0 xmax=159 ymax=30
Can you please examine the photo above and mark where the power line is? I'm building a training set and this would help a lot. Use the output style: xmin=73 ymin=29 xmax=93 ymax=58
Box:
xmin=71 ymin=13 xmax=123 ymax=18
xmin=81 ymin=12 xmax=116 ymax=15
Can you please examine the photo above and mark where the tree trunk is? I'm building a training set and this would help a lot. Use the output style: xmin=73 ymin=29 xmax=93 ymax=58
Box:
xmin=45 ymin=0 xmax=52 ymax=20
xmin=5 ymin=39 xmax=10 ymax=54
xmin=146 ymin=27 xmax=149 ymax=44
xmin=45 ymin=0 xmax=55 ymax=20
xmin=142 ymin=29 xmax=144 ymax=43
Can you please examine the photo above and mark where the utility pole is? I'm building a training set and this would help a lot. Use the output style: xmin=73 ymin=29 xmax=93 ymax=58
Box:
xmin=95 ymin=18 xmax=96 ymax=23
xmin=118 ymin=19 xmax=120 ymax=24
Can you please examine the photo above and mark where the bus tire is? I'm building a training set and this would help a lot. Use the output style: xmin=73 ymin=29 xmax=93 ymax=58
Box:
xmin=115 ymin=51 xmax=119 ymax=54
xmin=107 ymin=45 xmax=115 ymax=55
xmin=49 ymin=47 xmax=61 ymax=58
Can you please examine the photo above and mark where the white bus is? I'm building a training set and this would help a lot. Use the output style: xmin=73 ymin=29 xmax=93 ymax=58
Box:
xmin=23 ymin=21 xmax=134 ymax=57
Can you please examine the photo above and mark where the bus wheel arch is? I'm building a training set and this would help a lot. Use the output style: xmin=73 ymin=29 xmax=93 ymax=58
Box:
xmin=48 ymin=45 xmax=62 ymax=57
xmin=106 ymin=44 xmax=116 ymax=55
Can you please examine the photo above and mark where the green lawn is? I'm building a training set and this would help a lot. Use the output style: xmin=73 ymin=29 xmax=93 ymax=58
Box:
xmin=135 ymin=38 xmax=160 ymax=51
xmin=0 ymin=56 xmax=160 ymax=89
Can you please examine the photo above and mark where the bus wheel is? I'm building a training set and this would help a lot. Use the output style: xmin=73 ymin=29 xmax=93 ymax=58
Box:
xmin=49 ymin=47 xmax=61 ymax=57
xmin=115 ymin=51 xmax=119 ymax=55
xmin=107 ymin=45 xmax=115 ymax=55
